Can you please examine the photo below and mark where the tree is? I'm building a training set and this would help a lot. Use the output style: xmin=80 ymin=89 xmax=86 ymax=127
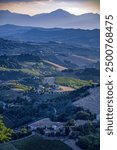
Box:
xmin=66 ymin=119 xmax=76 ymax=126
xmin=37 ymin=128 xmax=45 ymax=135
xmin=0 ymin=116 xmax=13 ymax=143
xmin=76 ymin=134 xmax=100 ymax=150
xmin=76 ymin=111 xmax=91 ymax=120
xmin=65 ymin=127 xmax=70 ymax=136
xmin=0 ymin=105 xmax=4 ymax=114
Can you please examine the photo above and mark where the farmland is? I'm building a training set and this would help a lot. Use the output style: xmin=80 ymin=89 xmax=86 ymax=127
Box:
xmin=55 ymin=77 xmax=93 ymax=89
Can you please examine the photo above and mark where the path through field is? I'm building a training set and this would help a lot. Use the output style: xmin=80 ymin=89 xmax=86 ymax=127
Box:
xmin=72 ymin=55 xmax=97 ymax=63
xmin=43 ymin=60 xmax=67 ymax=71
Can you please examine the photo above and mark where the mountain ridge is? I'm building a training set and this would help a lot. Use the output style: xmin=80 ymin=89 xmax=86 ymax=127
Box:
xmin=0 ymin=9 xmax=100 ymax=29
xmin=0 ymin=9 xmax=99 ymax=17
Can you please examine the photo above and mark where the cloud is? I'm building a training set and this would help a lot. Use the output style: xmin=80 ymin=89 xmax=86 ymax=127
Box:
xmin=54 ymin=0 xmax=100 ymax=5
xmin=0 ymin=0 xmax=99 ymax=15
xmin=0 ymin=0 xmax=100 ymax=4
xmin=0 ymin=0 xmax=49 ymax=3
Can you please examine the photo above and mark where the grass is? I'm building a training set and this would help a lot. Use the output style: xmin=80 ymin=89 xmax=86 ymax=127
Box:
xmin=21 ymin=69 xmax=40 ymax=76
xmin=55 ymin=77 xmax=93 ymax=89
xmin=0 ymin=143 xmax=18 ymax=150
xmin=0 ymin=67 xmax=40 ymax=76
xmin=0 ymin=67 xmax=16 ymax=71
xmin=0 ymin=135 xmax=73 ymax=150
xmin=10 ymin=81 xmax=32 ymax=91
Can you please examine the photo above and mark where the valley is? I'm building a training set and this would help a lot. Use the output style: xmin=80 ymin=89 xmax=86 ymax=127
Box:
xmin=0 ymin=24 xmax=100 ymax=150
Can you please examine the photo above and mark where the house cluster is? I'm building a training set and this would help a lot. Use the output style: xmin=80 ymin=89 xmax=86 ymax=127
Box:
xmin=28 ymin=118 xmax=93 ymax=139
xmin=36 ymin=84 xmax=66 ymax=95
xmin=28 ymin=118 xmax=65 ymax=137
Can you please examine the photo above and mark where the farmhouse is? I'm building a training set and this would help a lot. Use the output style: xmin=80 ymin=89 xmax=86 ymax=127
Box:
xmin=29 ymin=118 xmax=64 ymax=131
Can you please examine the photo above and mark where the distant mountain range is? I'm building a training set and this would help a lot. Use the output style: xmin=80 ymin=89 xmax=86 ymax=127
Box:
xmin=0 ymin=9 xmax=100 ymax=29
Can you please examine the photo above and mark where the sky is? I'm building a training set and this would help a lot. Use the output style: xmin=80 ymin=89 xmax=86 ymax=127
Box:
xmin=0 ymin=0 xmax=100 ymax=16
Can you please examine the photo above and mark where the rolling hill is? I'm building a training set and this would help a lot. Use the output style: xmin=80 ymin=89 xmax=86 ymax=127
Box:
xmin=0 ymin=135 xmax=73 ymax=150
xmin=0 ymin=25 xmax=100 ymax=47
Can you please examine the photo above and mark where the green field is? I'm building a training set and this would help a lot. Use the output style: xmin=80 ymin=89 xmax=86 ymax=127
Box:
xmin=0 ymin=135 xmax=73 ymax=150
xmin=0 ymin=67 xmax=40 ymax=76
xmin=55 ymin=77 xmax=93 ymax=89
xmin=9 ymin=81 xmax=32 ymax=91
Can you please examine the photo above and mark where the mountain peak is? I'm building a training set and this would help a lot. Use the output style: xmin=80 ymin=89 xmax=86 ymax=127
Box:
xmin=52 ymin=9 xmax=67 ymax=12
xmin=50 ymin=9 xmax=72 ymax=16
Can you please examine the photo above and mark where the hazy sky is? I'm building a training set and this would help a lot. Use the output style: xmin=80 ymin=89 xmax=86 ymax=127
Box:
xmin=0 ymin=0 xmax=100 ymax=15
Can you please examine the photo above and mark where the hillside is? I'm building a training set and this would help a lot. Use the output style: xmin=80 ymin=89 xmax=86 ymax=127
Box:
xmin=73 ymin=86 xmax=100 ymax=114
xmin=0 ymin=37 xmax=100 ymax=63
xmin=0 ymin=135 xmax=73 ymax=150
